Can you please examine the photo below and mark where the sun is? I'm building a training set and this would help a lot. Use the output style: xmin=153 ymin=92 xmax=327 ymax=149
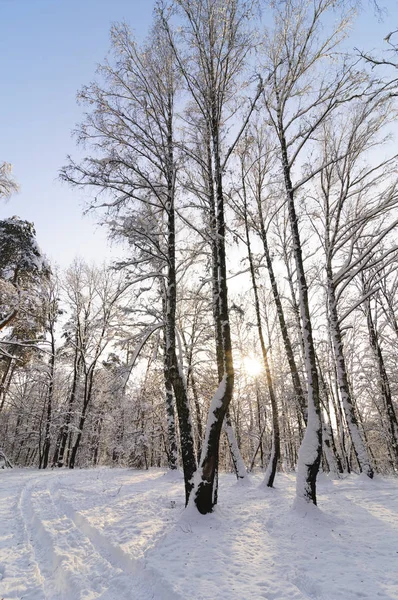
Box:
xmin=242 ymin=355 xmax=263 ymax=377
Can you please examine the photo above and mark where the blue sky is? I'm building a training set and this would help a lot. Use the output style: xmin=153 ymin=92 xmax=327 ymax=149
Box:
xmin=0 ymin=0 xmax=153 ymax=267
xmin=0 ymin=0 xmax=396 ymax=268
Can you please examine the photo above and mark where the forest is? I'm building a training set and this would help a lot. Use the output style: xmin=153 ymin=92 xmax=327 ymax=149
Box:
xmin=1 ymin=0 xmax=398 ymax=522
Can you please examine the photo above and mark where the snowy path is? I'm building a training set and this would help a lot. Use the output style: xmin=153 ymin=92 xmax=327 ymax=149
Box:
xmin=1 ymin=468 xmax=397 ymax=600
xmin=0 ymin=469 xmax=181 ymax=600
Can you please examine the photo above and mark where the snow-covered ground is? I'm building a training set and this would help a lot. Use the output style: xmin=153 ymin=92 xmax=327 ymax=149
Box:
xmin=1 ymin=468 xmax=397 ymax=600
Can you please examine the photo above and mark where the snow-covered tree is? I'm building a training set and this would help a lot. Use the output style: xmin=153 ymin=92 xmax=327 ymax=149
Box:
xmin=61 ymin=19 xmax=197 ymax=500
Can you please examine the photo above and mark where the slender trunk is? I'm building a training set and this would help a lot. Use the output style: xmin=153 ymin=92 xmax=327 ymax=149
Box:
xmin=11 ymin=413 xmax=22 ymax=457
xmin=284 ymin=246 xmax=306 ymax=359
xmin=192 ymin=119 xmax=235 ymax=514
xmin=182 ymin=329 xmax=203 ymax=461
xmin=224 ymin=409 xmax=247 ymax=479
xmin=69 ymin=365 xmax=96 ymax=469
xmin=317 ymin=354 xmax=343 ymax=475
xmin=66 ymin=430 xmax=73 ymax=466
xmin=162 ymin=298 xmax=178 ymax=471
xmin=165 ymin=96 xmax=196 ymax=504
xmin=38 ymin=393 xmax=46 ymax=468
xmin=211 ymin=179 xmax=246 ymax=479
xmin=29 ymin=447 xmax=38 ymax=467
xmin=204 ymin=128 xmax=246 ymax=486
xmin=207 ymin=133 xmax=225 ymax=384
xmin=92 ymin=415 xmax=103 ymax=466
xmin=326 ymin=266 xmax=373 ymax=478
xmin=248 ymin=426 xmax=266 ymax=472
xmin=256 ymin=198 xmax=307 ymax=424
xmin=0 ymin=357 xmax=16 ymax=413
xmin=329 ymin=363 xmax=350 ymax=473
xmin=278 ymin=114 xmax=322 ymax=504
xmin=53 ymin=342 xmax=81 ymax=468
xmin=189 ymin=369 xmax=203 ymax=460
xmin=365 ymin=296 xmax=398 ymax=467
xmin=42 ymin=332 xmax=56 ymax=469
xmin=243 ymin=180 xmax=279 ymax=487
xmin=256 ymin=384 xmax=265 ymax=468
xmin=164 ymin=364 xmax=178 ymax=470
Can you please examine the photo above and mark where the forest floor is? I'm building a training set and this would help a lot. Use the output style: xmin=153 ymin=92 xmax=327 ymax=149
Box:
xmin=0 ymin=468 xmax=397 ymax=600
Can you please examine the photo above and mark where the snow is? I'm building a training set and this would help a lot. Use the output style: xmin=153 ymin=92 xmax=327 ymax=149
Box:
xmin=200 ymin=375 xmax=227 ymax=438
xmin=1 ymin=468 xmax=397 ymax=600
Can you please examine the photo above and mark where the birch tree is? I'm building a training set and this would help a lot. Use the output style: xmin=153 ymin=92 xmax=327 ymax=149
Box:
xmin=359 ymin=260 xmax=398 ymax=467
xmin=307 ymin=89 xmax=398 ymax=477
xmin=161 ymin=0 xmax=258 ymax=513
xmin=229 ymin=137 xmax=281 ymax=487
xmin=40 ymin=275 xmax=60 ymax=469
xmin=259 ymin=0 xmax=372 ymax=504
xmin=180 ymin=116 xmax=249 ymax=482
xmin=61 ymin=19 xmax=196 ymax=502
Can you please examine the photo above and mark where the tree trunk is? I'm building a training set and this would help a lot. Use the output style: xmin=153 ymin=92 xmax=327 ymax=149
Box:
xmin=69 ymin=364 xmax=97 ymax=468
xmin=326 ymin=268 xmax=373 ymax=478
xmin=329 ymin=364 xmax=350 ymax=473
xmin=53 ymin=340 xmax=81 ymax=468
xmin=42 ymin=332 xmax=56 ymax=469
xmin=256 ymin=196 xmax=307 ymax=424
xmin=182 ymin=329 xmax=203 ymax=462
xmin=243 ymin=183 xmax=280 ymax=487
xmin=188 ymin=369 xmax=203 ymax=461
xmin=92 ymin=414 xmax=103 ymax=466
xmin=0 ymin=357 xmax=16 ymax=413
xmin=164 ymin=371 xmax=178 ymax=471
xmin=162 ymin=308 xmax=178 ymax=471
xmin=191 ymin=122 xmax=235 ymax=514
xmin=164 ymin=99 xmax=197 ymax=504
xmin=317 ymin=354 xmax=343 ymax=476
xmin=278 ymin=118 xmax=322 ymax=505
xmin=365 ymin=296 xmax=398 ymax=467
xmin=224 ymin=409 xmax=247 ymax=479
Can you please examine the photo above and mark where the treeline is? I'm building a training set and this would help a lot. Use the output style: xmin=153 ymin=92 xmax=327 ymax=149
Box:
xmin=1 ymin=0 xmax=398 ymax=514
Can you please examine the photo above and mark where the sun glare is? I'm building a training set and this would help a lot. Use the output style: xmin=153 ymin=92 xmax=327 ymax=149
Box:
xmin=242 ymin=355 xmax=263 ymax=377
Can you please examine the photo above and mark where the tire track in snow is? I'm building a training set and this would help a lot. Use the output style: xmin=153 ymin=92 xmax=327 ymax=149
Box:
xmin=0 ymin=472 xmax=46 ymax=600
xmin=19 ymin=475 xmax=176 ymax=600
xmin=20 ymin=476 xmax=123 ymax=600
xmin=16 ymin=478 xmax=48 ymax=598
xmin=48 ymin=476 xmax=183 ymax=600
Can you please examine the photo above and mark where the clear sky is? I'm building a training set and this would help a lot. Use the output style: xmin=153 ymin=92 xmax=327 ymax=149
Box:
xmin=0 ymin=0 xmax=154 ymax=267
xmin=0 ymin=0 xmax=397 ymax=268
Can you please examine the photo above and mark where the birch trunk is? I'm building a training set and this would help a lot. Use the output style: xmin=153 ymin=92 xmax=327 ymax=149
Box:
xmin=318 ymin=363 xmax=343 ymax=476
xmin=42 ymin=329 xmax=56 ymax=469
xmin=0 ymin=356 xmax=15 ymax=414
xmin=208 ymin=128 xmax=247 ymax=483
xmin=164 ymin=372 xmax=178 ymax=471
xmin=243 ymin=183 xmax=280 ymax=487
xmin=165 ymin=99 xmax=197 ymax=504
xmin=279 ymin=124 xmax=322 ymax=504
xmin=191 ymin=125 xmax=235 ymax=514
xmin=182 ymin=328 xmax=204 ymax=460
xmin=53 ymin=343 xmax=81 ymax=468
xmin=256 ymin=197 xmax=307 ymax=425
xmin=365 ymin=297 xmax=398 ymax=467
xmin=326 ymin=267 xmax=374 ymax=478
xmin=224 ymin=409 xmax=248 ymax=480
xmin=163 ymin=296 xmax=178 ymax=471
xmin=69 ymin=367 xmax=96 ymax=468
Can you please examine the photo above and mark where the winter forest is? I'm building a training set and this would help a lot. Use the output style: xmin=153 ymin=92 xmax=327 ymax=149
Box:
xmin=1 ymin=0 xmax=398 ymax=598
